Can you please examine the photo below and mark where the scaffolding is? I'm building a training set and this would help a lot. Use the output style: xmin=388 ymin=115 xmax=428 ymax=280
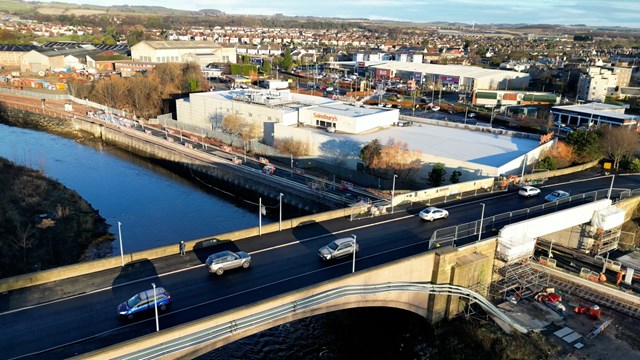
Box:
xmin=491 ymin=257 xmax=549 ymax=302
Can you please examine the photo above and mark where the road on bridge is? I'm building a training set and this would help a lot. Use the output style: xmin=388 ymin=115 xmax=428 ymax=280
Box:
xmin=0 ymin=175 xmax=638 ymax=359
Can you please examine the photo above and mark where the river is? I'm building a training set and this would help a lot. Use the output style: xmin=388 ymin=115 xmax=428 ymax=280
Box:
xmin=0 ymin=123 xmax=450 ymax=359
xmin=0 ymin=123 xmax=267 ymax=252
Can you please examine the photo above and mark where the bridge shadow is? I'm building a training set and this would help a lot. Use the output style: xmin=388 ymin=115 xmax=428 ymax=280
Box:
xmin=192 ymin=238 xmax=243 ymax=265
xmin=111 ymin=259 xmax=161 ymax=302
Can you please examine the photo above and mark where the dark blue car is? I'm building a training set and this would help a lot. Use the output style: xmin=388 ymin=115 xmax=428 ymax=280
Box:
xmin=117 ymin=287 xmax=171 ymax=319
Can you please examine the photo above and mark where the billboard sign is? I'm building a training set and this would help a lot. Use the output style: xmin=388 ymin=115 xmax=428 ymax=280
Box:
xmin=439 ymin=75 xmax=460 ymax=84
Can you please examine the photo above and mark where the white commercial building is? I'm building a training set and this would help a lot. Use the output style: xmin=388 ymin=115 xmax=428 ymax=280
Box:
xmin=366 ymin=61 xmax=530 ymax=92
xmin=175 ymin=89 xmax=399 ymax=134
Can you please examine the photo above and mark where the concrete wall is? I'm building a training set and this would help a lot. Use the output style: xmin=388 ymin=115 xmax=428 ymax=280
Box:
xmin=522 ymin=159 xmax=601 ymax=181
xmin=75 ymin=239 xmax=499 ymax=360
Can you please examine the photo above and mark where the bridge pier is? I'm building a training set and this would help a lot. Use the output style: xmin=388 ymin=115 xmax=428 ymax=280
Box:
xmin=426 ymin=239 xmax=497 ymax=324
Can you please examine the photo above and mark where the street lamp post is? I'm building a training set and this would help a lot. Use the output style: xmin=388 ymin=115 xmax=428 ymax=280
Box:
xmin=151 ymin=282 xmax=159 ymax=332
xmin=607 ymin=175 xmax=615 ymax=200
xmin=279 ymin=193 xmax=284 ymax=231
xmin=351 ymin=234 xmax=357 ymax=273
xmin=290 ymin=154 xmax=294 ymax=177
xmin=117 ymin=221 xmax=124 ymax=267
xmin=391 ymin=174 xmax=398 ymax=214
xmin=259 ymin=197 xmax=263 ymax=236
xmin=520 ymin=154 xmax=527 ymax=186
xmin=478 ymin=203 xmax=486 ymax=242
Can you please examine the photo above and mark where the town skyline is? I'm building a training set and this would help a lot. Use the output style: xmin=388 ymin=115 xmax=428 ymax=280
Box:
xmin=34 ymin=0 xmax=640 ymax=28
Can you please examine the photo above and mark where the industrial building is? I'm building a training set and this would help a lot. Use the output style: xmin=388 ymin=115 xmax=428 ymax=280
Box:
xmin=551 ymin=103 xmax=639 ymax=129
xmin=130 ymin=41 xmax=237 ymax=68
xmin=364 ymin=61 xmax=530 ymax=92
xmin=473 ymin=90 xmax=560 ymax=108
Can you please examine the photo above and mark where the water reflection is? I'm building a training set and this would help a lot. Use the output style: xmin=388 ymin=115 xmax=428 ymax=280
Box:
xmin=0 ymin=124 xmax=265 ymax=252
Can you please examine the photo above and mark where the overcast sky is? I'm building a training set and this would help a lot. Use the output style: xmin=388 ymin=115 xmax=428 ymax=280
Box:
xmin=39 ymin=0 xmax=639 ymax=28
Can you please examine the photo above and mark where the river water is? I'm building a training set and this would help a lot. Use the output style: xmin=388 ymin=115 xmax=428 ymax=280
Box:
xmin=0 ymin=123 xmax=445 ymax=359
xmin=0 ymin=123 xmax=266 ymax=252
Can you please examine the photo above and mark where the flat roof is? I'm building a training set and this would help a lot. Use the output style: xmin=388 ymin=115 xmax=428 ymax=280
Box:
xmin=552 ymin=104 xmax=638 ymax=121
xmin=328 ymin=122 xmax=540 ymax=167
xmin=368 ymin=61 xmax=529 ymax=80
xmin=313 ymin=103 xmax=392 ymax=118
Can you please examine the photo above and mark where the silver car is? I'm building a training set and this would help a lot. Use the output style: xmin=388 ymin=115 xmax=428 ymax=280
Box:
xmin=544 ymin=190 xmax=570 ymax=202
xmin=319 ymin=237 xmax=359 ymax=261
xmin=206 ymin=250 xmax=251 ymax=275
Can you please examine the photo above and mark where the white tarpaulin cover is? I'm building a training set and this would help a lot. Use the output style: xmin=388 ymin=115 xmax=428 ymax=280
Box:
xmin=497 ymin=199 xmax=612 ymax=261
xmin=591 ymin=206 xmax=625 ymax=230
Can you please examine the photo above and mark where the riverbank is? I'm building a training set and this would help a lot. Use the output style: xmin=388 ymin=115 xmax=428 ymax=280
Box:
xmin=0 ymin=157 xmax=113 ymax=278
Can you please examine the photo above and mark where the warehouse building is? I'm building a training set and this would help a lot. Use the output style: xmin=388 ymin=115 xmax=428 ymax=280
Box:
xmin=551 ymin=103 xmax=639 ymax=129
xmin=366 ymin=61 xmax=530 ymax=92
xmin=473 ymin=90 xmax=560 ymax=108
xmin=130 ymin=41 xmax=237 ymax=67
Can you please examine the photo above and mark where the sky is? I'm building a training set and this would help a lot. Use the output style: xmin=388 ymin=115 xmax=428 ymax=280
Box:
xmin=38 ymin=0 xmax=640 ymax=28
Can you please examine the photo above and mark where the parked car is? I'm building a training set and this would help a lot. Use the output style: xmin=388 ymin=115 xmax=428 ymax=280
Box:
xmin=518 ymin=186 xmax=541 ymax=198
xmin=206 ymin=250 xmax=252 ymax=275
xmin=553 ymin=120 xmax=565 ymax=127
xmin=468 ymin=112 xmax=476 ymax=118
xmin=318 ymin=237 xmax=359 ymax=261
xmin=419 ymin=207 xmax=449 ymax=221
xmin=544 ymin=190 xmax=570 ymax=202
xmin=117 ymin=287 xmax=171 ymax=319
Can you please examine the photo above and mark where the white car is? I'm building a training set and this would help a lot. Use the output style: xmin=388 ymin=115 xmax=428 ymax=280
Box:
xmin=553 ymin=120 xmax=565 ymax=127
xmin=544 ymin=190 xmax=570 ymax=202
xmin=518 ymin=186 xmax=541 ymax=198
xmin=419 ymin=207 xmax=449 ymax=221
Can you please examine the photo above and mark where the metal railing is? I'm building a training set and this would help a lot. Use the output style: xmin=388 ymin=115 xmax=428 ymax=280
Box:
xmin=110 ymin=282 xmax=527 ymax=360
xmin=428 ymin=188 xmax=629 ymax=249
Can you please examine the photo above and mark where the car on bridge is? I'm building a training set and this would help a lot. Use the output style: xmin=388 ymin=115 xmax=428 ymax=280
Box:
xmin=319 ymin=237 xmax=359 ymax=260
xmin=518 ymin=186 xmax=541 ymax=198
xmin=544 ymin=190 xmax=570 ymax=202
xmin=206 ymin=250 xmax=252 ymax=275
xmin=419 ymin=207 xmax=449 ymax=221
xmin=117 ymin=287 xmax=171 ymax=320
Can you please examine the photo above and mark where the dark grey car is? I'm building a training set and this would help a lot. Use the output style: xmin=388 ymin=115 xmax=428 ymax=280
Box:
xmin=206 ymin=250 xmax=251 ymax=275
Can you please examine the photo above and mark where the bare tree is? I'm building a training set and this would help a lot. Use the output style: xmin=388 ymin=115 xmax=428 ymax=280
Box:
xmin=128 ymin=75 xmax=160 ymax=118
xmin=11 ymin=223 xmax=35 ymax=265
xmin=91 ymin=77 xmax=130 ymax=109
xmin=221 ymin=114 xmax=246 ymax=145
xmin=240 ymin=122 xmax=263 ymax=151
xmin=600 ymin=127 xmax=639 ymax=170
xmin=370 ymin=138 xmax=421 ymax=180
xmin=274 ymin=137 xmax=310 ymax=157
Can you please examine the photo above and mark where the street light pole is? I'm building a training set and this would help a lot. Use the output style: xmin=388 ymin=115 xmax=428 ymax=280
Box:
xmin=151 ymin=282 xmax=159 ymax=332
xmin=391 ymin=174 xmax=398 ymax=214
xmin=279 ymin=193 xmax=284 ymax=231
xmin=478 ymin=203 xmax=485 ymax=242
xmin=117 ymin=221 xmax=124 ymax=267
xmin=259 ymin=197 xmax=262 ymax=236
xmin=351 ymin=234 xmax=357 ymax=273
xmin=607 ymin=175 xmax=615 ymax=199
xmin=519 ymin=154 xmax=527 ymax=186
